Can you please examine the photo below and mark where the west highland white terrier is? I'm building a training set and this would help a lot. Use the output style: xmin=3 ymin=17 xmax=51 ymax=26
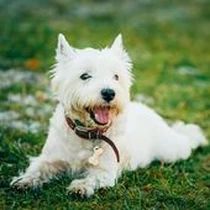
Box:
xmin=11 ymin=34 xmax=208 ymax=197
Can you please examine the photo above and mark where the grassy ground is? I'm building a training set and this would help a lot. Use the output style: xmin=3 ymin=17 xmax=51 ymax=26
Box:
xmin=0 ymin=0 xmax=210 ymax=209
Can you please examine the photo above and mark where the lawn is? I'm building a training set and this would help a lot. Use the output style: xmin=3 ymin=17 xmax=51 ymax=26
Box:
xmin=0 ymin=0 xmax=210 ymax=209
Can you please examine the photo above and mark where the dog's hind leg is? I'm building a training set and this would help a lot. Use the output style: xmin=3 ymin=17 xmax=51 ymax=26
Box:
xmin=10 ymin=156 xmax=69 ymax=189
xmin=171 ymin=121 xmax=208 ymax=149
xmin=154 ymin=122 xmax=207 ymax=163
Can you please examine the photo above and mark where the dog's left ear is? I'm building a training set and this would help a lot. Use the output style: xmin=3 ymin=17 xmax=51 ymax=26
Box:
xmin=111 ymin=34 xmax=123 ymax=53
xmin=110 ymin=34 xmax=131 ymax=66
xmin=56 ymin=33 xmax=75 ymax=61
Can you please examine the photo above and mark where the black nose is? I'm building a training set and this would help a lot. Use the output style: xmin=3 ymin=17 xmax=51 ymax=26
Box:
xmin=101 ymin=88 xmax=115 ymax=102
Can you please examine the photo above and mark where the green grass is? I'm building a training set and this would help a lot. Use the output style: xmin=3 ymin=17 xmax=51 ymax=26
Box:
xmin=0 ymin=0 xmax=210 ymax=209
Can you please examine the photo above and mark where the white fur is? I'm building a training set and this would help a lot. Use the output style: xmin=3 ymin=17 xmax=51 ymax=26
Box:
xmin=11 ymin=34 xmax=208 ymax=197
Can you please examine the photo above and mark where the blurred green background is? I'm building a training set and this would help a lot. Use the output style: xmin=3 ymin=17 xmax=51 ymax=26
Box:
xmin=1 ymin=0 xmax=210 ymax=71
xmin=0 ymin=0 xmax=210 ymax=209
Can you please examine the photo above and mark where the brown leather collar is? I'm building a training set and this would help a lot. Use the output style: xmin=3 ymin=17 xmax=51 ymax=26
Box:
xmin=65 ymin=116 xmax=120 ymax=162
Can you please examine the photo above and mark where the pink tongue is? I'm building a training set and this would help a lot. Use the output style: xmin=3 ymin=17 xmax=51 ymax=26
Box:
xmin=94 ymin=107 xmax=110 ymax=125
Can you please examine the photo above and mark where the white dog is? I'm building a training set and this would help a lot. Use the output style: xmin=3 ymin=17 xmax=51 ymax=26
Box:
xmin=11 ymin=34 xmax=208 ymax=197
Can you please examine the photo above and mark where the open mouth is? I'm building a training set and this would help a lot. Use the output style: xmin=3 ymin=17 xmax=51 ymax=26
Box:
xmin=87 ymin=106 xmax=111 ymax=126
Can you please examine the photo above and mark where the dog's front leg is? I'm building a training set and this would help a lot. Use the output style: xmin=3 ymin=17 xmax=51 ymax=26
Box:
xmin=10 ymin=155 xmax=68 ymax=189
xmin=10 ymin=120 xmax=72 ymax=190
xmin=10 ymin=155 xmax=70 ymax=189
xmin=67 ymin=152 xmax=119 ymax=197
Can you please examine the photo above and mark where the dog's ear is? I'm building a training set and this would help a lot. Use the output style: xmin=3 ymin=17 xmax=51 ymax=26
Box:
xmin=111 ymin=34 xmax=124 ymax=53
xmin=111 ymin=34 xmax=132 ymax=69
xmin=56 ymin=33 xmax=75 ymax=61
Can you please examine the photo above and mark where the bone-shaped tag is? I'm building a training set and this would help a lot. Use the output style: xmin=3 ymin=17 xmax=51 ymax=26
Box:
xmin=88 ymin=146 xmax=104 ymax=166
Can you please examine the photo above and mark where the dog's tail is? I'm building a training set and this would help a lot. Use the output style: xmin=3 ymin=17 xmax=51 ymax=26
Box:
xmin=172 ymin=121 xmax=208 ymax=149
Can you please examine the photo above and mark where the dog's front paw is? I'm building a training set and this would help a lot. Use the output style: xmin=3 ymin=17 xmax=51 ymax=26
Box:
xmin=10 ymin=174 xmax=40 ymax=190
xmin=67 ymin=179 xmax=94 ymax=198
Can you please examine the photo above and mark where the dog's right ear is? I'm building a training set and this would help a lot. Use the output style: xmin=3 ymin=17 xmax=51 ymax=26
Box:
xmin=56 ymin=33 xmax=75 ymax=61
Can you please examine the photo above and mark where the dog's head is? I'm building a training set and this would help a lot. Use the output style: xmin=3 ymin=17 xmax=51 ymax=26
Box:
xmin=51 ymin=34 xmax=133 ymax=129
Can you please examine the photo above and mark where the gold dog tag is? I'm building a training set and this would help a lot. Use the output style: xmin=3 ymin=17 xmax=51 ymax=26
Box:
xmin=88 ymin=146 xmax=104 ymax=166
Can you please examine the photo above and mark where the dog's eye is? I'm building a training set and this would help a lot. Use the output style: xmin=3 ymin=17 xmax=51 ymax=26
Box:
xmin=80 ymin=73 xmax=92 ymax=80
xmin=114 ymin=74 xmax=119 ymax=81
